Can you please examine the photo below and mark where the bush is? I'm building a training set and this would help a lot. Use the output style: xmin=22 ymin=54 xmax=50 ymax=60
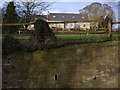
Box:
xmin=34 ymin=19 xmax=56 ymax=45
xmin=2 ymin=2 xmax=19 ymax=34
xmin=2 ymin=35 xmax=23 ymax=55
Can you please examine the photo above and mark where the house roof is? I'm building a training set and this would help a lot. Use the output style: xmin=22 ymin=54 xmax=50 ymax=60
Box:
xmin=47 ymin=13 xmax=89 ymax=22
xmin=36 ymin=13 xmax=89 ymax=22
xmin=36 ymin=15 xmax=48 ymax=20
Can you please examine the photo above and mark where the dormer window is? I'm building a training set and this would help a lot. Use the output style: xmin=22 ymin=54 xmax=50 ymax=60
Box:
xmin=62 ymin=16 xmax=65 ymax=18
xmin=82 ymin=16 xmax=84 ymax=18
xmin=53 ymin=15 xmax=56 ymax=18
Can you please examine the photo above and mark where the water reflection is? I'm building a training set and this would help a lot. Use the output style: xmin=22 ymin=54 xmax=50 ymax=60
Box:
xmin=3 ymin=41 xmax=118 ymax=88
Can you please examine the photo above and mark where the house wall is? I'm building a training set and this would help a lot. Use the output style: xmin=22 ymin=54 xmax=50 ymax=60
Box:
xmin=49 ymin=23 xmax=64 ymax=29
xmin=27 ymin=22 xmax=91 ymax=31
xmin=27 ymin=24 xmax=34 ymax=30
xmin=49 ymin=22 xmax=90 ymax=30
xmin=65 ymin=23 xmax=75 ymax=29
xmin=79 ymin=22 xmax=90 ymax=30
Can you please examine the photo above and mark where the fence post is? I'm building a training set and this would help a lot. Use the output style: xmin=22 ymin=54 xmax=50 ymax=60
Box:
xmin=108 ymin=18 xmax=112 ymax=37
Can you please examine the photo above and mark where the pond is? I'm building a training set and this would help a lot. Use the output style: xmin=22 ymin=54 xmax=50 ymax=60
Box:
xmin=3 ymin=41 xmax=119 ymax=88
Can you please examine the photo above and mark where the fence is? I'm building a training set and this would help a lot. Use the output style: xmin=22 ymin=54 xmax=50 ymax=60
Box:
xmin=1 ymin=19 xmax=120 ymax=35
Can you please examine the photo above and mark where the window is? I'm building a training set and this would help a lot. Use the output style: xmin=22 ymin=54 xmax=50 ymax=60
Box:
xmin=72 ymin=16 xmax=75 ymax=18
xmin=82 ymin=16 xmax=84 ymax=18
xmin=53 ymin=15 xmax=56 ymax=18
xmin=71 ymin=23 xmax=73 ymax=26
xmin=83 ymin=24 xmax=86 ymax=27
xmin=62 ymin=16 xmax=65 ymax=18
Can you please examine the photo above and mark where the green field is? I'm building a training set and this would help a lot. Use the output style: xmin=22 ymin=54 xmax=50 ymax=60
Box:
xmin=55 ymin=34 xmax=109 ymax=40
xmin=14 ymin=35 xmax=30 ymax=40
xmin=13 ymin=32 xmax=120 ymax=41
xmin=14 ymin=34 xmax=109 ymax=40
xmin=14 ymin=35 xmax=30 ymax=42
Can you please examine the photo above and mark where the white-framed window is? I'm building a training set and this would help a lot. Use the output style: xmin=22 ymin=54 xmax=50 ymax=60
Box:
xmin=70 ymin=23 xmax=73 ymax=26
xmin=72 ymin=16 xmax=75 ymax=18
xmin=53 ymin=15 xmax=56 ymax=18
xmin=62 ymin=16 xmax=65 ymax=18
xmin=82 ymin=16 xmax=84 ymax=18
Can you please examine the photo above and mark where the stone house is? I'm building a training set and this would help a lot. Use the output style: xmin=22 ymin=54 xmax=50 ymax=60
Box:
xmin=46 ymin=13 xmax=90 ymax=30
xmin=27 ymin=13 xmax=91 ymax=31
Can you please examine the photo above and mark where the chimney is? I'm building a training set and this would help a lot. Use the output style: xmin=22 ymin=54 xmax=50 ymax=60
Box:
xmin=47 ymin=11 xmax=50 ymax=21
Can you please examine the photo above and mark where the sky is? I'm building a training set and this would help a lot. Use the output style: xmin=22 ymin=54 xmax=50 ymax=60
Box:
xmin=0 ymin=0 xmax=120 ymax=22
xmin=48 ymin=2 xmax=118 ymax=13
xmin=46 ymin=2 xmax=119 ymax=21
xmin=1 ymin=0 xmax=119 ymax=20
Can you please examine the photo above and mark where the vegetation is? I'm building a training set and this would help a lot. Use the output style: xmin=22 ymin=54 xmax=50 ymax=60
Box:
xmin=79 ymin=2 xmax=115 ymax=28
xmin=2 ymin=35 xmax=23 ymax=56
xmin=56 ymin=34 xmax=108 ymax=40
xmin=34 ymin=19 xmax=56 ymax=45
xmin=2 ymin=2 xmax=19 ymax=34
xmin=0 ymin=9 xmax=2 ymax=22
xmin=13 ymin=31 xmax=120 ymax=41
xmin=14 ymin=35 xmax=30 ymax=40
xmin=15 ymin=0 xmax=52 ymax=23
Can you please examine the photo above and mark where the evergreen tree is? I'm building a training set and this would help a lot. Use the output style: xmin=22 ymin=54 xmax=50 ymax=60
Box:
xmin=2 ymin=2 xmax=19 ymax=34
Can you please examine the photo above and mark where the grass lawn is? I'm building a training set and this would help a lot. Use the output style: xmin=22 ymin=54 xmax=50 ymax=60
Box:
xmin=13 ymin=32 xmax=120 ymax=41
xmin=14 ymin=35 xmax=30 ymax=42
xmin=14 ymin=35 xmax=30 ymax=40
xmin=55 ymin=34 xmax=109 ymax=40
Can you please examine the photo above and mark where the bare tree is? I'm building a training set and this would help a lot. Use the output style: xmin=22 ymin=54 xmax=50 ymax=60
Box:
xmin=79 ymin=2 xmax=115 ymax=28
xmin=0 ymin=9 xmax=1 ymax=34
xmin=1 ymin=2 xmax=9 ymax=16
xmin=15 ymin=0 xmax=53 ymax=23
xmin=80 ymin=2 xmax=115 ymax=21
xmin=118 ymin=1 xmax=120 ymax=22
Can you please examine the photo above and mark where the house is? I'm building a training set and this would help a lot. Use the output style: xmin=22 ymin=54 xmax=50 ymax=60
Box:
xmin=46 ymin=13 xmax=90 ymax=30
xmin=27 ymin=13 xmax=91 ymax=31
